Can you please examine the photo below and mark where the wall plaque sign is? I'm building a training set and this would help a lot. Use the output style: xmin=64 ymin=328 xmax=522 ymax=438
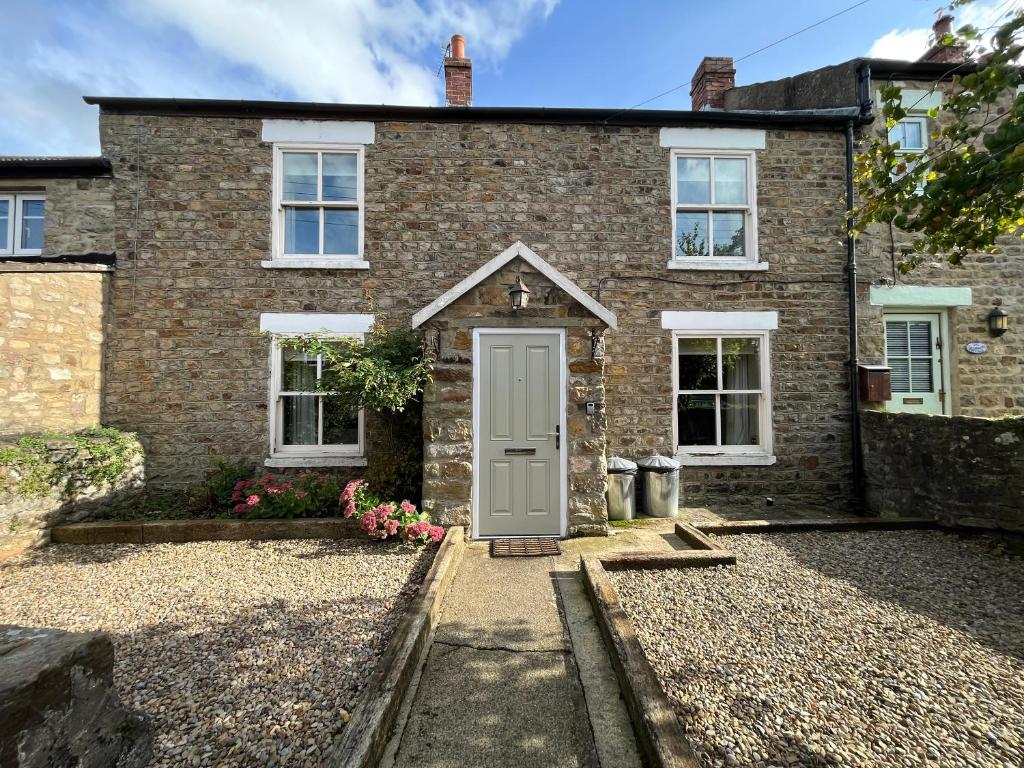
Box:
xmin=965 ymin=341 xmax=989 ymax=354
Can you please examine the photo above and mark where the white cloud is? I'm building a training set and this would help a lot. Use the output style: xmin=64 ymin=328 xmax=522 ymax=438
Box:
xmin=867 ymin=28 xmax=931 ymax=60
xmin=867 ymin=0 xmax=1020 ymax=61
xmin=0 ymin=0 xmax=557 ymax=155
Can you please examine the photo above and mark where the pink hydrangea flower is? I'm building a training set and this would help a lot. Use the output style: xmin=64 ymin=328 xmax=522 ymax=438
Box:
xmin=230 ymin=490 xmax=242 ymax=501
xmin=385 ymin=518 xmax=400 ymax=537
xmin=246 ymin=494 xmax=260 ymax=506
xmin=400 ymin=500 xmax=416 ymax=515
xmin=361 ymin=510 xmax=379 ymax=533
xmin=267 ymin=487 xmax=282 ymax=495
xmin=429 ymin=525 xmax=445 ymax=543
xmin=233 ymin=503 xmax=247 ymax=513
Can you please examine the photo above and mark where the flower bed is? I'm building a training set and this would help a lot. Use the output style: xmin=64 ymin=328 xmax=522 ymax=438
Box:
xmin=340 ymin=480 xmax=444 ymax=543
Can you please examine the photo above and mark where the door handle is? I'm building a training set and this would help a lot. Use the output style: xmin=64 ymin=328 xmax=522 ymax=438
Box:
xmin=550 ymin=425 xmax=560 ymax=450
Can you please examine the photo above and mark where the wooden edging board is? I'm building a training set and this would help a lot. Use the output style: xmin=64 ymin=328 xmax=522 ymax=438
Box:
xmin=50 ymin=517 xmax=363 ymax=545
xmin=326 ymin=526 xmax=466 ymax=768
xmin=691 ymin=516 xmax=937 ymax=536
xmin=582 ymin=548 xmax=738 ymax=768
xmin=582 ymin=555 xmax=704 ymax=768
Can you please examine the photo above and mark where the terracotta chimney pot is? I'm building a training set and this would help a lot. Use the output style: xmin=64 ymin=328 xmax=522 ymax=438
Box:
xmin=444 ymin=34 xmax=472 ymax=107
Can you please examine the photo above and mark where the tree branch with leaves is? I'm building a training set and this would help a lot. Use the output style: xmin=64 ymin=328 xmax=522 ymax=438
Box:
xmin=854 ymin=0 xmax=1024 ymax=271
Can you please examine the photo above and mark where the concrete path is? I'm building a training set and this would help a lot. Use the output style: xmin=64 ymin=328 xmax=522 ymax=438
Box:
xmin=384 ymin=520 xmax=689 ymax=768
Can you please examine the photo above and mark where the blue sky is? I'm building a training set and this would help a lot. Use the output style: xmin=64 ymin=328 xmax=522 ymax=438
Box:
xmin=2 ymin=0 xmax=1015 ymax=156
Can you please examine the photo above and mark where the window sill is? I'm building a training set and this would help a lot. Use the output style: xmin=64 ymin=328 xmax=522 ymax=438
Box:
xmin=261 ymin=258 xmax=369 ymax=270
xmin=265 ymin=456 xmax=367 ymax=468
xmin=667 ymin=260 xmax=769 ymax=271
xmin=676 ymin=453 xmax=777 ymax=466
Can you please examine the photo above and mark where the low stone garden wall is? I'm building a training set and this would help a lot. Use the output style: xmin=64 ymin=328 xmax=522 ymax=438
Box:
xmin=0 ymin=428 xmax=144 ymax=545
xmin=860 ymin=409 xmax=1024 ymax=532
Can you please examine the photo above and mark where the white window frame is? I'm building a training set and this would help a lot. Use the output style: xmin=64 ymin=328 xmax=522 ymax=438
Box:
xmin=267 ymin=335 xmax=366 ymax=466
xmin=266 ymin=143 xmax=368 ymax=270
xmin=671 ymin=329 xmax=775 ymax=466
xmin=669 ymin=149 xmax=763 ymax=271
xmin=889 ymin=116 xmax=928 ymax=190
xmin=0 ymin=193 xmax=45 ymax=256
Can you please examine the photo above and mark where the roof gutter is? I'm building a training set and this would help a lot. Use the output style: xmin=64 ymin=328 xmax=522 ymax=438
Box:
xmin=82 ymin=96 xmax=861 ymax=129
xmin=0 ymin=157 xmax=111 ymax=179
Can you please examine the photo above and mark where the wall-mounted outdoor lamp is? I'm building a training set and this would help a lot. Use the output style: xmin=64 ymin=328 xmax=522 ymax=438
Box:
xmin=987 ymin=303 xmax=1009 ymax=337
xmin=508 ymin=275 xmax=531 ymax=310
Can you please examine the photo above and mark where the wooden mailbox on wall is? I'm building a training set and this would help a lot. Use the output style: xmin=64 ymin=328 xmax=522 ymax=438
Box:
xmin=858 ymin=365 xmax=892 ymax=403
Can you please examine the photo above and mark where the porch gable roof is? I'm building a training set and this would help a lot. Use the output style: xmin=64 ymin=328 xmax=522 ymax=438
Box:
xmin=411 ymin=241 xmax=618 ymax=330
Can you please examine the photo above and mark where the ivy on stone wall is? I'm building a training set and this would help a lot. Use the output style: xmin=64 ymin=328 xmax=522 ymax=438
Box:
xmin=0 ymin=427 xmax=142 ymax=499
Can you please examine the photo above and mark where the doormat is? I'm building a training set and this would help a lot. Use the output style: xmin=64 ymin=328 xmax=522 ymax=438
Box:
xmin=490 ymin=537 xmax=561 ymax=558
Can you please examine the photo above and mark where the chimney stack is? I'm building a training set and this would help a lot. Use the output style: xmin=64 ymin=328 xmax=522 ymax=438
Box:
xmin=918 ymin=14 xmax=967 ymax=64
xmin=690 ymin=56 xmax=735 ymax=111
xmin=444 ymin=34 xmax=472 ymax=106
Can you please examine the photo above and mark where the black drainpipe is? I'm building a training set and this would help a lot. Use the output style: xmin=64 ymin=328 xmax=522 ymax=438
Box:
xmin=845 ymin=118 xmax=863 ymax=513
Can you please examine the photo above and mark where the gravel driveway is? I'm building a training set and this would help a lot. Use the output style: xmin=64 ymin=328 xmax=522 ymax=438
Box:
xmin=0 ymin=539 xmax=434 ymax=767
xmin=609 ymin=530 xmax=1024 ymax=768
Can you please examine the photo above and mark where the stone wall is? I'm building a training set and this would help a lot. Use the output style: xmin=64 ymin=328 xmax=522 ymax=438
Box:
xmin=0 ymin=429 xmax=145 ymax=540
xmin=420 ymin=259 xmax=608 ymax=535
xmin=0 ymin=267 xmax=109 ymax=436
xmin=0 ymin=625 xmax=152 ymax=768
xmin=861 ymin=409 xmax=1024 ymax=532
xmin=97 ymin=110 xmax=853 ymax=512
xmin=855 ymin=78 xmax=1024 ymax=418
xmin=42 ymin=177 xmax=115 ymax=257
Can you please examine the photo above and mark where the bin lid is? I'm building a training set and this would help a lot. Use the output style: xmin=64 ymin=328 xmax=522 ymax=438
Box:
xmin=636 ymin=454 xmax=681 ymax=473
xmin=607 ymin=456 xmax=637 ymax=474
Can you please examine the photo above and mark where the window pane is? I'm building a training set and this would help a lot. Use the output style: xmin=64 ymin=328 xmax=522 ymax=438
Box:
xmin=908 ymin=321 xmax=932 ymax=357
xmin=889 ymin=358 xmax=910 ymax=393
xmin=678 ymin=338 xmax=717 ymax=390
xmin=722 ymin=338 xmax=760 ymax=390
xmin=323 ymin=399 xmax=359 ymax=445
xmin=678 ymin=394 xmax=716 ymax=446
xmin=20 ymin=200 xmax=44 ymax=250
xmin=904 ymin=121 xmax=923 ymax=149
xmin=675 ymin=211 xmax=708 ymax=258
xmin=712 ymin=212 xmax=745 ymax=259
xmin=282 ymin=349 xmax=317 ymax=391
xmin=885 ymin=322 xmax=909 ymax=357
xmin=283 ymin=153 xmax=318 ymax=201
xmin=911 ymin=359 xmax=933 ymax=393
xmin=324 ymin=208 xmax=359 ymax=255
xmin=721 ymin=394 xmax=760 ymax=446
xmin=282 ymin=395 xmax=318 ymax=445
xmin=887 ymin=123 xmax=906 ymax=146
xmin=676 ymin=157 xmax=710 ymax=204
xmin=285 ymin=207 xmax=319 ymax=254
xmin=714 ymin=158 xmax=747 ymax=204
xmin=322 ymin=154 xmax=357 ymax=201
xmin=0 ymin=200 xmax=9 ymax=250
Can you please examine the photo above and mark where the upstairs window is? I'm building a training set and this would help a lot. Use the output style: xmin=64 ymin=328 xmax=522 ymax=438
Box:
xmin=671 ymin=151 xmax=758 ymax=267
xmin=888 ymin=117 xmax=928 ymax=186
xmin=0 ymin=193 xmax=45 ymax=255
xmin=272 ymin=146 xmax=363 ymax=263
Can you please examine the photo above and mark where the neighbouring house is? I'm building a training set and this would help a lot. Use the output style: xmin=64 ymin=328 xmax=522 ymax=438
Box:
xmin=5 ymin=26 xmax=1019 ymax=538
xmin=0 ymin=157 xmax=114 ymax=436
xmin=726 ymin=15 xmax=1024 ymax=419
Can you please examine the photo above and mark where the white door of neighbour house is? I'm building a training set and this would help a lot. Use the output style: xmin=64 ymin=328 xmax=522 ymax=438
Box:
xmin=883 ymin=312 xmax=947 ymax=415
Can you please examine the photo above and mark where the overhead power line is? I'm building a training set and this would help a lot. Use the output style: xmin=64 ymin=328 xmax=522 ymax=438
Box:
xmin=604 ymin=0 xmax=875 ymax=121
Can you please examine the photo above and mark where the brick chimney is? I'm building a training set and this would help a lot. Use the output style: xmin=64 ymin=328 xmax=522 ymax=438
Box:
xmin=919 ymin=14 xmax=967 ymax=64
xmin=444 ymin=34 xmax=472 ymax=106
xmin=690 ymin=56 xmax=736 ymax=111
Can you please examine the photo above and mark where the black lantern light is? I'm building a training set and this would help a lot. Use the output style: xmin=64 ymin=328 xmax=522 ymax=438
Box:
xmin=508 ymin=274 xmax=531 ymax=310
xmin=987 ymin=303 xmax=1009 ymax=337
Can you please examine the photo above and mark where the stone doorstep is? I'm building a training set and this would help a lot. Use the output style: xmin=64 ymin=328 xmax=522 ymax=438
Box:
xmin=326 ymin=526 xmax=467 ymax=768
xmin=49 ymin=517 xmax=362 ymax=545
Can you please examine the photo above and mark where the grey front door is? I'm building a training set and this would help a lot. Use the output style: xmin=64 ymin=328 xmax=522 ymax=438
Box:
xmin=477 ymin=332 xmax=562 ymax=537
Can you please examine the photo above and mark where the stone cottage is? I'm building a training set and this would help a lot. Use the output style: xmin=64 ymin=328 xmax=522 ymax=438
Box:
xmin=726 ymin=15 xmax=1024 ymax=420
xmin=75 ymin=37 xmax=862 ymax=537
xmin=14 ymin=28 xmax=1017 ymax=538
xmin=0 ymin=157 xmax=113 ymax=436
